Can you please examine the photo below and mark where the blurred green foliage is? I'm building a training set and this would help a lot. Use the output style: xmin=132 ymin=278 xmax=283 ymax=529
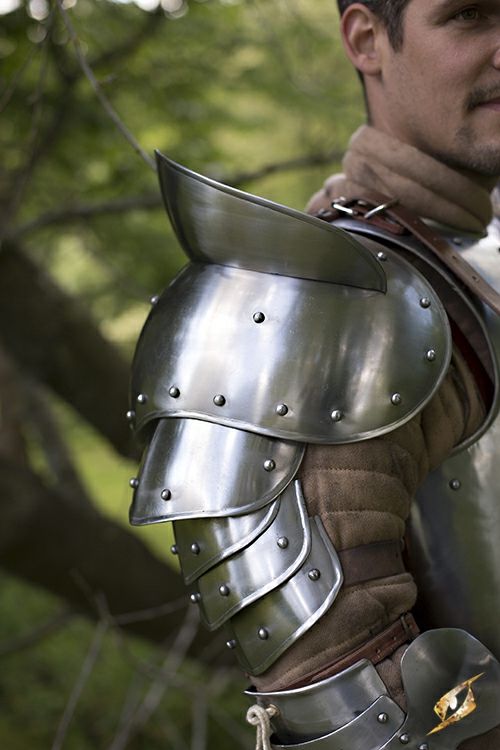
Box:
xmin=0 ymin=0 xmax=365 ymax=746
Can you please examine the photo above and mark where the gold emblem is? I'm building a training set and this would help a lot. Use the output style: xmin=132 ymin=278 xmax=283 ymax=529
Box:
xmin=427 ymin=673 xmax=485 ymax=736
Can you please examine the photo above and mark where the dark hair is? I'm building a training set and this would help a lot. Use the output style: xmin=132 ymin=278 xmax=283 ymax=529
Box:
xmin=337 ymin=0 xmax=411 ymax=50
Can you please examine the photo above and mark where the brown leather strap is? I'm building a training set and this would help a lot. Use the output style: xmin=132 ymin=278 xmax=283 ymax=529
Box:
xmin=317 ymin=193 xmax=500 ymax=316
xmin=285 ymin=613 xmax=420 ymax=690
xmin=338 ymin=539 xmax=405 ymax=587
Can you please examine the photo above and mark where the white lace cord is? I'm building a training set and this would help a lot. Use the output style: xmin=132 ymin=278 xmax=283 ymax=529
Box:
xmin=246 ymin=703 xmax=279 ymax=750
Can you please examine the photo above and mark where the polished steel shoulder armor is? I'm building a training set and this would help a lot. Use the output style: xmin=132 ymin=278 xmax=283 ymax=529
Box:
xmin=410 ymin=223 xmax=500 ymax=662
xmin=249 ymin=629 xmax=500 ymax=749
xmin=128 ymin=156 xmax=451 ymax=674
xmin=130 ymin=424 xmax=343 ymax=674
xmin=331 ymin=216 xmax=500 ymax=664
xmin=130 ymin=153 xmax=452 ymax=446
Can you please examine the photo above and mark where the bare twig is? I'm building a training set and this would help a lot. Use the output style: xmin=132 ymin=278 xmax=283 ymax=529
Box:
xmin=0 ymin=14 xmax=54 ymax=241
xmin=51 ymin=615 xmax=109 ymax=750
xmin=108 ymin=606 xmax=200 ymax=750
xmin=24 ymin=383 xmax=92 ymax=506
xmin=0 ymin=44 xmax=39 ymax=115
xmin=226 ymin=148 xmax=343 ymax=187
xmin=13 ymin=193 xmax=161 ymax=238
xmin=56 ymin=0 xmax=155 ymax=170
xmin=13 ymin=148 xmax=341 ymax=239
xmin=190 ymin=688 xmax=208 ymax=750
xmin=89 ymin=6 xmax=164 ymax=71
xmin=113 ymin=596 xmax=188 ymax=626
xmin=0 ymin=607 xmax=74 ymax=657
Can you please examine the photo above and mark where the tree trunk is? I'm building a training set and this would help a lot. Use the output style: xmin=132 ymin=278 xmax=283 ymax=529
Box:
xmin=0 ymin=458 xmax=224 ymax=659
xmin=0 ymin=241 xmax=137 ymax=460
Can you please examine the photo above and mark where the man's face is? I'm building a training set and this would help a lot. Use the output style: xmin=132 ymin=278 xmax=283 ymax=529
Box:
xmin=373 ymin=0 xmax=500 ymax=179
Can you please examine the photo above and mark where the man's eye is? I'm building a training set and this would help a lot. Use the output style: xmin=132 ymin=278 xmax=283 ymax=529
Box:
xmin=454 ymin=7 xmax=480 ymax=21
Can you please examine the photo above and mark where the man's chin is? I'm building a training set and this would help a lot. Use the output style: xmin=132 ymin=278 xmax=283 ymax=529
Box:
xmin=431 ymin=142 xmax=500 ymax=185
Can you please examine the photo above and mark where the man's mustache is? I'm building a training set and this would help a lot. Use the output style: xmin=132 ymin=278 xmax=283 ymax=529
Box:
xmin=467 ymin=85 xmax=500 ymax=110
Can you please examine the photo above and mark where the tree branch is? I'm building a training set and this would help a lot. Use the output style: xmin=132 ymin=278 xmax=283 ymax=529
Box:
xmin=0 ymin=457 xmax=223 ymax=657
xmin=12 ymin=149 xmax=341 ymax=238
xmin=227 ymin=148 xmax=343 ymax=186
xmin=108 ymin=606 xmax=200 ymax=750
xmin=52 ymin=615 xmax=109 ymax=750
xmin=0 ymin=242 xmax=135 ymax=459
xmin=56 ymin=0 xmax=156 ymax=170
xmin=0 ymin=607 xmax=74 ymax=657
xmin=89 ymin=5 xmax=164 ymax=71
xmin=13 ymin=193 xmax=162 ymax=238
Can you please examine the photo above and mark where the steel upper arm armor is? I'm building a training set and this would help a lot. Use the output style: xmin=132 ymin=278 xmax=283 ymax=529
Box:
xmin=127 ymin=154 xmax=452 ymax=676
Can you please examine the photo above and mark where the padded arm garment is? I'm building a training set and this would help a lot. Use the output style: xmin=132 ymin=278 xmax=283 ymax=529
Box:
xmin=251 ymin=346 xmax=486 ymax=694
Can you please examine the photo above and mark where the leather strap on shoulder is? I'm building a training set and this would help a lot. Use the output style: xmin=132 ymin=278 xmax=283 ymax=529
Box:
xmin=315 ymin=192 xmax=500 ymax=316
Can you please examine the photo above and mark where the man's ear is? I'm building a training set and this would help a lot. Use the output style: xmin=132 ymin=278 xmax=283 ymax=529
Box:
xmin=340 ymin=3 xmax=385 ymax=77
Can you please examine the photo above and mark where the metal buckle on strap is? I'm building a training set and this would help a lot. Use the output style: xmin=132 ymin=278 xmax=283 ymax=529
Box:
xmin=364 ymin=198 xmax=399 ymax=220
xmin=315 ymin=197 xmax=407 ymax=237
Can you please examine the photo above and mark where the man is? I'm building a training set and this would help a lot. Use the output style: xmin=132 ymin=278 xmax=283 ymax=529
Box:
xmin=128 ymin=2 xmax=500 ymax=748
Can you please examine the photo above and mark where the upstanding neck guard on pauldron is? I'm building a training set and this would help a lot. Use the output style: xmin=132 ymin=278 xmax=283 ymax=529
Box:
xmin=126 ymin=153 xmax=500 ymax=749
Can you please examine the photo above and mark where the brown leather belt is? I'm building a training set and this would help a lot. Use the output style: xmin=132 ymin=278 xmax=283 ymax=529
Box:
xmin=285 ymin=613 xmax=419 ymax=690
xmin=316 ymin=192 xmax=500 ymax=316
xmin=339 ymin=539 xmax=405 ymax=587
xmin=281 ymin=540 xmax=412 ymax=690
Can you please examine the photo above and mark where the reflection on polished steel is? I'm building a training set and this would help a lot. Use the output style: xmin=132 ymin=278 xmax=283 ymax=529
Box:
xmin=332 ymin=217 xmax=500 ymax=661
xmin=246 ymin=660 xmax=390 ymax=742
xmin=225 ymin=517 xmax=343 ymax=675
xmin=382 ymin=629 xmax=500 ymax=749
xmin=251 ymin=630 xmax=500 ymax=750
xmin=129 ymin=417 xmax=304 ymax=524
xmin=131 ymin=254 xmax=450 ymax=444
xmin=155 ymin=151 xmax=385 ymax=291
xmin=195 ymin=481 xmax=311 ymax=630
xmin=174 ymin=500 xmax=280 ymax=585
xmin=271 ymin=696 xmax=403 ymax=750
xmin=333 ymin=219 xmax=497 ymax=452
xmin=410 ymin=224 xmax=500 ymax=661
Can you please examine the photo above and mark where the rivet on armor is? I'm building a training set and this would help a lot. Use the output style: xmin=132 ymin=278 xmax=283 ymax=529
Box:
xmin=399 ymin=735 xmax=410 ymax=745
xmin=126 ymin=410 xmax=135 ymax=422
xmin=263 ymin=459 xmax=276 ymax=472
xmin=161 ymin=489 xmax=172 ymax=501
xmin=453 ymin=237 xmax=463 ymax=246
xmin=377 ymin=713 xmax=389 ymax=724
xmin=219 ymin=584 xmax=230 ymax=597
xmin=377 ymin=251 xmax=387 ymax=262
xmin=426 ymin=349 xmax=436 ymax=362
xmin=226 ymin=639 xmax=237 ymax=650
xmin=137 ymin=393 xmax=148 ymax=404
xmin=277 ymin=537 xmax=289 ymax=549
xmin=190 ymin=593 xmax=201 ymax=604
xmin=170 ymin=545 xmax=178 ymax=555
xmin=420 ymin=297 xmax=431 ymax=309
xmin=150 ymin=294 xmax=160 ymax=305
xmin=276 ymin=403 xmax=289 ymax=416
xmin=253 ymin=312 xmax=265 ymax=324
xmin=418 ymin=745 xmax=429 ymax=750
xmin=129 ymin=477 xmax=139 ymax=489
xmin=308 ymin=569 xmax=321 ymax=581
xmin=391 ymin=393 xmax=402 ymax=406
xmin=449 ymin=478 xmax=461 ymax=491
xmin=331 ymin=409 xmax=343 ymax=422
xmin=213 ymin=394 xmax=226 ymax=407
xmin=169 ymin=386 xmax=180 ymax=398
xmin=258 ymin=627 xmax=269 ymax=640
xmin=190 ymin=542 xmax=201 ymax=555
